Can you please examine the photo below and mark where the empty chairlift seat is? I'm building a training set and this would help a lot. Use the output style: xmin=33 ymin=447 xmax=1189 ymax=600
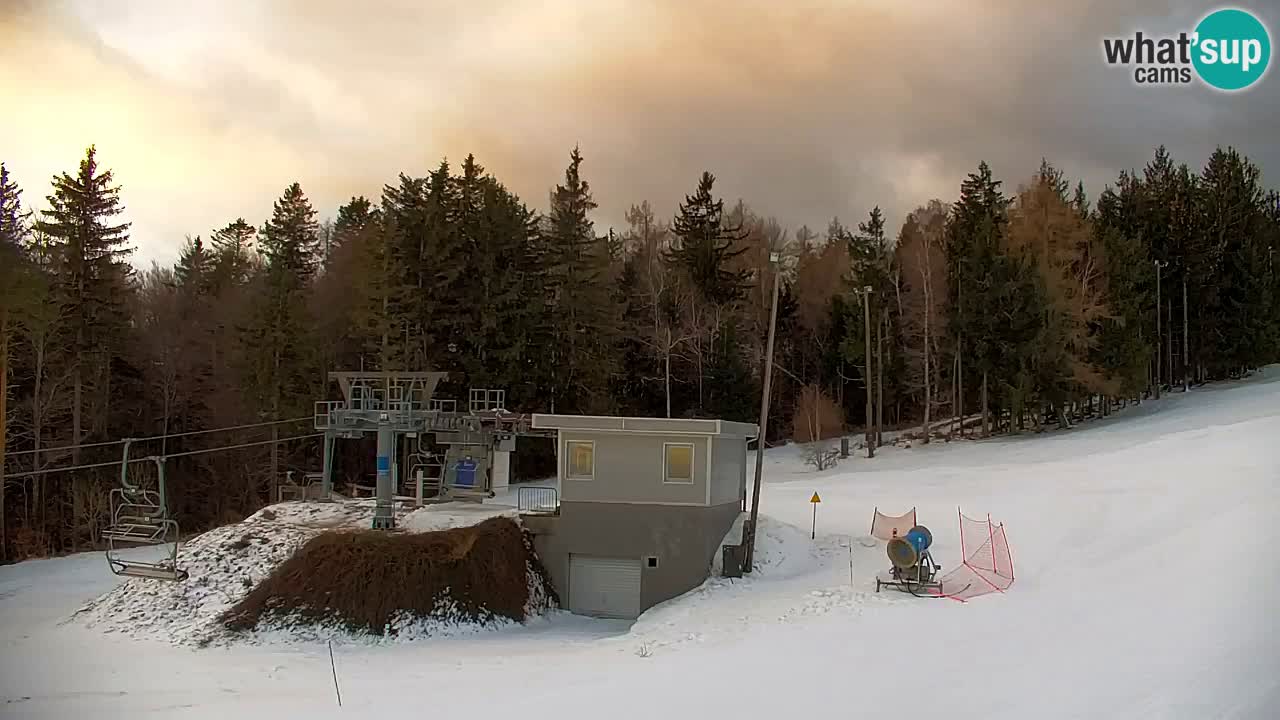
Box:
xmin=569 ymin=555 xmax=641 ymax=619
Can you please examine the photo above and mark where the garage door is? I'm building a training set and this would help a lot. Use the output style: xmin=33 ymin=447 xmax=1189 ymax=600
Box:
xmin=569 ymin=555 xmax=641 ymax=619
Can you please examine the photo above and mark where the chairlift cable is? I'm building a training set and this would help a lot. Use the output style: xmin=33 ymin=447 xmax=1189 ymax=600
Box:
xmin=4 ymin=431 xmax=322 ymax=479
xmin=4 ymin=415 xmax=312 ymax=459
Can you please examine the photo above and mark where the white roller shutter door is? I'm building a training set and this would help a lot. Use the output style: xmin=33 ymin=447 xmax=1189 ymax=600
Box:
xmin=569 ymin=555 xmax=641 ymax=619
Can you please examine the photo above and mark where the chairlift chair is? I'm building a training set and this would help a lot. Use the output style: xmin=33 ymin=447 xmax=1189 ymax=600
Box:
xmin=102 ymin=442 xmax=188 ymax=582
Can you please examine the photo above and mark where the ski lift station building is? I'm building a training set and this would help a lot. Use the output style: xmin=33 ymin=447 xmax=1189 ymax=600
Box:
xmin=521 ymin=414 xmax=758 ymax=620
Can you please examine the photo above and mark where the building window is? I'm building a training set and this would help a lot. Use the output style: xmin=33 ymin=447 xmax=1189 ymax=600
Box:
xmin=664 ymin=442 xmax=695 ymax=484
xmin=566 ymin=440 xmax=595 ymax=480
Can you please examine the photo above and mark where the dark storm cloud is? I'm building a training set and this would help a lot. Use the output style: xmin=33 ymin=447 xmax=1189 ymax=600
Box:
xmin=3 ymin=0 xmax=1277 ymax=263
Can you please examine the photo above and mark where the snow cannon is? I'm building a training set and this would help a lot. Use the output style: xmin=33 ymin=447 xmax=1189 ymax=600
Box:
xmin=887 ymin=525 xmax=932 ymax=570
xmin=877 ymin=524 xmax=943 ymax=597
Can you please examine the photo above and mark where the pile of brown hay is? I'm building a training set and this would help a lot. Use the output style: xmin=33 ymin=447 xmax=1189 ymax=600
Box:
xmin=220 ymin=517 xmax=557 ymax=637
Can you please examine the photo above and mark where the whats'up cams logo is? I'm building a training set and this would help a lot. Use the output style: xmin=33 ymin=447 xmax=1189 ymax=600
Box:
xmin=1103 ymin=7 xmax=1271 ymax=91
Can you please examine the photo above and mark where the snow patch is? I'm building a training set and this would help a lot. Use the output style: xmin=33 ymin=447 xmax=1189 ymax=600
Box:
xmin=75 ymin=499 xmax=543 ymax=646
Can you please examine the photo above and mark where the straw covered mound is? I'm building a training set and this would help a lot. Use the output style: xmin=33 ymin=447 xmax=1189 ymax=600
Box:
xmin=220 ymin=516 xmax=557 ymax=636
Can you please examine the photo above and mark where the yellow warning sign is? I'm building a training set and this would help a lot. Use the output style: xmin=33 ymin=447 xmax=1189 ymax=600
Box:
xmin=810 ymin=492 xmax=822 ymax=503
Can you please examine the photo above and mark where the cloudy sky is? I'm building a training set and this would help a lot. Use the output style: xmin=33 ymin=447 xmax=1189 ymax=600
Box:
xmin=2 ymin=0 xmax=1277 ymax=266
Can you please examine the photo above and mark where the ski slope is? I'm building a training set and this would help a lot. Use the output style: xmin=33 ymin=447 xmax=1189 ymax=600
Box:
xmin=3 ymin=370 xmax=1280 ymax=719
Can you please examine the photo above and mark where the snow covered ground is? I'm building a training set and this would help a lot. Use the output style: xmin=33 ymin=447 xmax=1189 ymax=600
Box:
xmin=73 ymin=500 xmax=524 ymax=645
xmin=4 ymin=369 xmax=1280 ymax=719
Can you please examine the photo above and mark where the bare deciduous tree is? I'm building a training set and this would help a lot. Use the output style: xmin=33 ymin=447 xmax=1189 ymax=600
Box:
xmin=895 ymin=201 xmax=950 ymax=442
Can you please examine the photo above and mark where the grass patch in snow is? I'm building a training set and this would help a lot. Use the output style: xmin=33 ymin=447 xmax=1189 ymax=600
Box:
xmin=220 ymin=517 xmax=556 ymax=640
xmin=75 ymin=500 xmax=551 ymax=646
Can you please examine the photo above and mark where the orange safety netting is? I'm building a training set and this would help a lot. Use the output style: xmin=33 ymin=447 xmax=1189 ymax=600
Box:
xmin=934 ymin=508 xmax=1015 ymax=602
xmin=870 ymin=507 xmax=918 ymax=541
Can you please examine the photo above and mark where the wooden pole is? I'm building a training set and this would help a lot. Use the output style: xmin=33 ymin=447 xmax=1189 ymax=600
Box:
xmin=876 ymin=309 xmax=884 ymax=446
xmin=1154 ymin=260 xmax=1163 ymax=399
xmin=862 ymin=286 xmax=873 ymax=458
xmin=0 ymin=306 xmax=8 ymax=563
xmin=745 ymin=253 xmax=782 ymax=572
xmin=1182 ymin=276 xmax=1189 ymax=392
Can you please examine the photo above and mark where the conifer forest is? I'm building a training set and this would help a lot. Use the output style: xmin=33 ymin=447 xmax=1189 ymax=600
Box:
xmin=1 ymin=143 xmax=1278 ymax=562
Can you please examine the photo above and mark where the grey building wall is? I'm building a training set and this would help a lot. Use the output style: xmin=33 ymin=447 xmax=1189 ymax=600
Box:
xmin=559 ymin=432 xmax=712 ymax=506
xmin=709 ymin=437 xmax=747 ymax=506
xmin=529 ymin=500 xmax=741 ymax=614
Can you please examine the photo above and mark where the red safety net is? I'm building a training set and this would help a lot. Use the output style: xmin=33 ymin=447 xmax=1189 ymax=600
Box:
xmin=934 ymin=508 xmax=1015 ymax=602
xmin=870 ymin=507 xmax=918 ymax=541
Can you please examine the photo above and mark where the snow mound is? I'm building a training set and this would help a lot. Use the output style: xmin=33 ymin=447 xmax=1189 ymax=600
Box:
xmin=712 ymin=512 xmax=823 ymax=579
xmin=75 ymin=500 xmax=533 ymax=646
xmin=631 ymin=513 xmax=883 ymax=655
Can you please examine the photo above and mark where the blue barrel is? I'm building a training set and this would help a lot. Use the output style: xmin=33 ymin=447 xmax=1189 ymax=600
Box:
xmin=454 ymin=458 xmax=477 ymax=487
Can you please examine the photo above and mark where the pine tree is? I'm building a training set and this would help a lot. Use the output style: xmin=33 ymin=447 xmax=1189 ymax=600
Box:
xmin=331 ymin=196 xmax=375 ymax=255
xmin=1262 ymin=191 xmax=1280 ymax=363
xmin=243 ymin=183 xmax=321 ymax=430
xmin=667 ymin=172 xmax=751 ymax=306
xmin=260 ymin=183 xmax=320 ymax=284
xmin=1094 ymin=171 xmax=1154 ymax=399
xmin=945 ymin=162 xmax=1010 ymax=434
xmin=314 ymin=196 xmax=382 ymax=373
xmin=541 ymin=147 xmax=619 ymax=413
xmin=33 ymin=146 xmax=134 ymax=465
xmin=210 ymin=218 xmax=257 ymax=290
xmin=1 ymin=163 xmax=34 ymax=562
xmin=1200 ymin=147 xmax=1269 ymax=375
xmin=175 ymin=235 xmax=213 ymax=292
xmin=446 ymin=157 xmax=543 ymax=401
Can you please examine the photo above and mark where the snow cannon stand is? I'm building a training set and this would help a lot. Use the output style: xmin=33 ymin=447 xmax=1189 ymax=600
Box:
xmin=875 ymin=525 xmax=943 ymax=597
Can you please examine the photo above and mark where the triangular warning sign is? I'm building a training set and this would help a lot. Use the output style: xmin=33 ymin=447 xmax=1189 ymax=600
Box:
xmin=810 ymin=492 xmax=822 ymax=503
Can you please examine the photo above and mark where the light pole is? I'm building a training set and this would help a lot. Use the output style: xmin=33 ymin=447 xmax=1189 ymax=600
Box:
xmin=1154 ymin=260 xmax=1166 ymax=399
xmin=1182 ymin=275 xmax=1189 ymax=392
xmin=860 ymin=285 xmax=874 ymax=458
xmin=745 ymin=251 xmax=782 ymax=572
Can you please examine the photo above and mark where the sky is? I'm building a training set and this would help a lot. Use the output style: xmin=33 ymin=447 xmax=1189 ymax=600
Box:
xmin=2 ymin=0 xmax=1278 ymax=267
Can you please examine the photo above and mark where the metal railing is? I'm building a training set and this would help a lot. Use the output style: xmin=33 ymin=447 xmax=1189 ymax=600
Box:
xmin=429 ymin=399 xmax=458 ymax=413
xmin=517 ymin=486 xmax=559 ymax=514
xmin=469 ymin=388 xmax=506 ymax=413
xmin=314 ymin=400 xmax=344 ymax=429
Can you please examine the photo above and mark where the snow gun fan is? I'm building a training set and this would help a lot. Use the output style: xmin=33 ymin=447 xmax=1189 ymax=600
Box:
xmin=875 ymin=525 xmax=943 ymax=597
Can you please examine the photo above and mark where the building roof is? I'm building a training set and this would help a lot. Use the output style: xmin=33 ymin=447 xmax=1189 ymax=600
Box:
xmin=530 ymin=414 xmax=758 ymax=439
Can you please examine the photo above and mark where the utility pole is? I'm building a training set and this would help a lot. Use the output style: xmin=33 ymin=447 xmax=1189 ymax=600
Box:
xmin=1182 ymin=275 xmax=1189 ymax=392
xmin=1167 ymin=299 xmax=1173 ymax=394
xmin=861 ymin=285 xmax=874 ymax=458
xmin=745 ymin=251 xmax=782 ymax=572
xmin=1154 ymin=260 xmax=1166 ymax=399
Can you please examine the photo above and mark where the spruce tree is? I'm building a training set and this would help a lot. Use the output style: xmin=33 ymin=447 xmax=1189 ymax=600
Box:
xmin=541 ymin=147 xmax=618 ymax=413
xmin=332 ymin=196 xmax=375 ymax=254
xmin=1094 ymin=171 xmax=1153 ymax=397
xmin=1262 ymin=191 xmax=1280 ymax=363
xmin=945 ymin=162 xmax=1010 ymax=432
xmin=260 ymin=182 xmax=320 ymax=284
xmin=243 ymin=182 xmax=321 ymax=429
xmin=667 ymin=172 xmax=751 ymax=306
xmin=1200 ymin=147 xmax=1268 ymax=375
xmin=175 ymin=235 xmax=213 ymax=292
xmin=0 ymin=163 xmax=29 ymax=252
xmin=210 ymin=218 xmax=257 ymax=290
xmin=33 ymin=146 xmax=134 ymax=466
xmin=1 ymin=163 xmax=34 ymax=562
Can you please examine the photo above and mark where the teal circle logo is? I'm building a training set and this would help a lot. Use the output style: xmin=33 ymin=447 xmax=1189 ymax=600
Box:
xmin=1192 ymin=8 xmax=1271 ymax=91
